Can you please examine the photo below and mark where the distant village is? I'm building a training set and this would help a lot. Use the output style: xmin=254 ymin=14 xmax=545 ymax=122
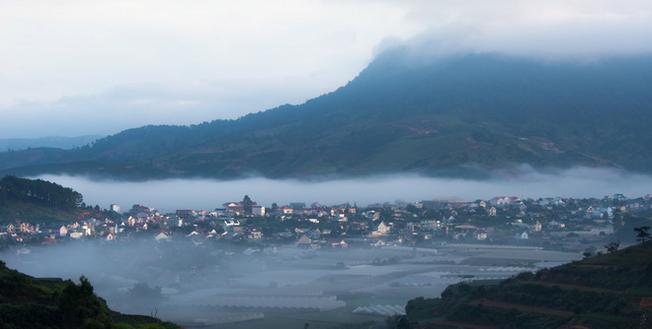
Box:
xmin=2 ymin=193 xmax=652 ymax=253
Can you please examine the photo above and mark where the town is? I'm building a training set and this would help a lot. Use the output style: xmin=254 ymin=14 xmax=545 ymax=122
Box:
xmin=2 ymin=193 xmax=650 ymax=254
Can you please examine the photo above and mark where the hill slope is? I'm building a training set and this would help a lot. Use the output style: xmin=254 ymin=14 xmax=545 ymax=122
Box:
xmin=0 ymin=135 xmax=102 ymax=152
xmin=0 ymin=260 xmax=179 ymax=329
xmin=0 ymin=176 xmax=103 ymax=224
xmin=1 ymin=51 xmax=652 ymax=179
xmin=404 ymin=242 xmax=652 ymax=329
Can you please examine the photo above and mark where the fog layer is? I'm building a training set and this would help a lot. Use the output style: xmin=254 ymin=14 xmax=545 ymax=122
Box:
xmin=1 ymin=239 xmax=579 ymax=327
xmin=35 ymin=167 xmax=652 ymax=211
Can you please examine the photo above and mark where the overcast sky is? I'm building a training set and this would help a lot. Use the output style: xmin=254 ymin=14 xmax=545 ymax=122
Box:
xmin=1 ymin=0 xmax=651 ymax=138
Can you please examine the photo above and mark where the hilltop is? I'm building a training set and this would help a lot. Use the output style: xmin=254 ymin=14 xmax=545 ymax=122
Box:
xmin=1 ymin=51 xmax=652 ymax=179
xmin=402 ymin=242 xmax=652 ymax=329
xmin=0 ymin=259 xmax=179 ymax=329
xmin=0 ymin=176 xmax=104 ymax=224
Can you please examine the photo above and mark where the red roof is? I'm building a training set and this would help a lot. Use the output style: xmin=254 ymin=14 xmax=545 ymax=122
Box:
xmin=640 ymin=297 xmax=652 ymax=308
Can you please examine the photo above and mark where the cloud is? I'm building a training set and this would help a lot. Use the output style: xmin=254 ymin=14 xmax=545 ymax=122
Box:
xmin=0 ymin=80 xmax=323 ymax=137
xmin=1 ymin=0 xmax=651 ymax=137
xmin=35 ymin=167 xmax=652 ymax=212
xmin=373 ymin=0 xmax=652 ymax=60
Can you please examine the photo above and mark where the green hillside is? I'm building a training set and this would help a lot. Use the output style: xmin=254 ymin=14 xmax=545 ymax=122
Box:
xmin=403 ymin=242 xmax=652 ymax=329
xmin=0 ymin=175 xmax=101 ymax=224
xmin=0 ymin=260 xmax=179 ymax=329
xmin=1 ymin=52 xmax=652 ymax=179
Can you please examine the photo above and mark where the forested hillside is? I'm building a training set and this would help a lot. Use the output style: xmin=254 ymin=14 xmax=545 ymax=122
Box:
xmin=1 ymin=51 xmax=652 ymax=179
xmin=0 ymin=176 xmax=90 ymax=223
xmin=403 ymin=241 xmax=652 ymax=329
xmin=0 ymin=260 xmax=179 ymax=329
xmin=0 ymin=176 xmax=82 ymax=210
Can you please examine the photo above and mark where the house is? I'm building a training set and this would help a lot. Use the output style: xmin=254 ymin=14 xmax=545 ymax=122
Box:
xmin=59 ymin=225 xmax=68 ymax=237
xmin=176 ymin=209 xmax=196 ymax=219
xmin=331 ymin=240 xmax=349 ymax=248
xmin=475 ymin=231 xmax=488 ymax=241
xmin=251 ymin=205 xmax=266 ymax=216
xmin=491 ymin=196 xmax=519 ymax=206
xmin=371 ymin=222 xmax=391 ymax=237
xmin=420 ymin=220 xmax=440 ymax=230
xmin=154 ymin=232 xmax=170 ymax=241
xmin=249 ymin=230 xmax=263 ymax=240
xmin=222 ymin=219 xmax=240 ymax=230
xmin=223 ymin=201 xmax=244 ymax=215
xmin=297 ymin=235 xmax=312 ymax=248
xmin=110 ymin=204 xmax=121 ymax=212
xmin=372 ymin=240 xmax=386 ymax=247
xmin=640 ymin=297 xmax=652 ymax=309
xmin=533 ymin=221 xmax=543 ymax=232
xmin=488 ymin=207 xmax=497 ymax=217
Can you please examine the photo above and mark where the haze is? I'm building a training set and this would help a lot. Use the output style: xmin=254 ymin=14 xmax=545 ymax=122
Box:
xmin=2 ymin=0 xmax=652 ymax=137
xmin=36 ymin=167 xmax=652 ymax=211
xmin=1 ymin=238 xmax=579 ymax=327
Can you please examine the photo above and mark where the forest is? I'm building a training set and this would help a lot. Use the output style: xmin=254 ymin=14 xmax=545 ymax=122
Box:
xmin=0 ymin=176 xmax=83 ymax=210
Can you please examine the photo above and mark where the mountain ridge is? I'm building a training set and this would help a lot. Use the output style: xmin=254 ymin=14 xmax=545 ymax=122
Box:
xmin=1 ymin=51 xmax=652 ymax=179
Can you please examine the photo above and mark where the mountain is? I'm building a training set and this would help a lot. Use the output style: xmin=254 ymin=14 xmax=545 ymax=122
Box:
xmin=1 ymin=51 xmax=652 ymax=179
xmin=0 ymin=176 xmax=103 ymax=224
xmin=402 ymin=241 xmax=652 ymax=329
xmin=0 ymin=260 xmax=179 ymax=329
xmin=0 ymin=135 xmax=102 ymax=152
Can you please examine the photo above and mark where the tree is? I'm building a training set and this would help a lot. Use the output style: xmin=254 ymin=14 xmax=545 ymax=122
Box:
xmin=242 ymin=195 xmax=254 ymax=215
xmin=635 ymin=226 xmax=651 ymax=243
xmin=0 ymin=175 xmax=83 ymax=209
xmin=605 ymin=241 xmax=620 ymax=253
xmin=396 ymin=316 xmax=411 ymax=329
xmin=58 ymin=276 xmax=111 ymax=328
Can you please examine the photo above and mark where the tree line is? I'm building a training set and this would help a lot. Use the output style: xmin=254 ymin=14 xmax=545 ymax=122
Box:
xmin=0 ymin=175 xmax=83 ymax=210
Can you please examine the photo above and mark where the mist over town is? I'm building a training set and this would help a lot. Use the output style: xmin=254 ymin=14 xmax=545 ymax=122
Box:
xmin=1 ymin=1 xmax=652 ymax=329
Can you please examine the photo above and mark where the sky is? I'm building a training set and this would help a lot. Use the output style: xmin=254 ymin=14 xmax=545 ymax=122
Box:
xmin=1 ymin=0 xmax=652 ymax=138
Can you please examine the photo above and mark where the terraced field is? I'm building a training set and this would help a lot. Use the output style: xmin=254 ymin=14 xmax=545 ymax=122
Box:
xmin=405 ymin=243 xmax=652 ymax=329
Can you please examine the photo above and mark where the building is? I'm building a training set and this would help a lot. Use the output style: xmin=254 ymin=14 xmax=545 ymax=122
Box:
xmin=371 ymin=222 xmax=391 ymax=237
xmin=488 ymin=207 xmax=497 ymax=217
xmin=297 ymin=235 xmax=312 ymax=248
xmin=110 ymin=204 xmax=121 ymax=213
xmin=251 ymin=205 xmax=266 ymax=216
xmin=533 ymin=221 xmax=543 ymax=232
xmin=475 ymin=231 xmax=488 ymax=241
xmin=59 ymin=225 xmax=68 ymax=237
xmin=176 ymin=209 xmax=196 ymax=219
xmin=154 ymin=232 xmax=170 ymax=241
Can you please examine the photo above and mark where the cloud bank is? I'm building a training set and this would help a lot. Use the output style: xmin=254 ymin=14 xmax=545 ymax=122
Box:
xmin=36 ymin=167 xmax=652 ymax=211
xmin=1 ymin=0 xmax=651 ymax=137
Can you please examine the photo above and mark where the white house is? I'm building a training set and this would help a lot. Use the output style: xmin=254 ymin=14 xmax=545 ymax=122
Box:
xmin=371 ymin=222 xmax=391 ymax=237
xmin=155 ymin=232 xmax=170 ymax=241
